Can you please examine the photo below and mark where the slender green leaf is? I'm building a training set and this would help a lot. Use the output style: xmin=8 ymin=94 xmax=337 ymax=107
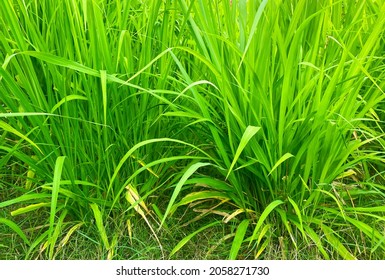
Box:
xmin=321 ymin=224 xmax=356 ymax=260
xmin=268 ymin=153 xmax=294 ymax=176
xmin=0 ymin=218 xmax=30 ymax=245
xmin=226 ymin=126 xmax=260 ymax=179
xmin=50 ymin=95 xmax=88 ymax=113
xmin=0 ymin=120 xmax=42 ymax=153
xmin=49 ymin=156 xmax=66 ymax=241
xmin=249 ymin=200 xmax=284 ymax=245
xmin=229 ymin=219 xmax=250 ymax=260
xmin=90 ymin=203 xmax=110 ymax=249
xmin=49 ymin=209 xmax=68 ymax=259
xmin=161 ymin=162 xmax=211 ymax=229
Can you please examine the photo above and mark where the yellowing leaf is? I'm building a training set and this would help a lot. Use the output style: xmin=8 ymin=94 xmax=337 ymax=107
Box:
xmin=125 ymin=184 xmax=163 ymax=256
xmin=58 ymin=222 xmax=84 ymax=249
xmin=125 ymin=184 xmax=149 ymax=215
xmin=126 ymin=219 xmax=133 ymax=244
xmin=11 ymin=202 xmax=50 ymax=216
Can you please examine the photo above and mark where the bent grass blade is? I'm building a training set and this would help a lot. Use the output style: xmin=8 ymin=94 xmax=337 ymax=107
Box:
xmin=226 ymin=126 xmax=260 ymax=179
xmin=249 ymin=200 xmax=285 ymax=246
xmin=160 ymin=162 xmax=211 ymax=229
xmin=0 ymin=121 xmax=42 ymax=153
xmin=0 ymin=218 xmax=31 ymax=246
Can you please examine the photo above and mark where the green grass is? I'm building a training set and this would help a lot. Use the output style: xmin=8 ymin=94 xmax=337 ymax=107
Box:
xmin=1 ymin=0 xmax=385 ymax=259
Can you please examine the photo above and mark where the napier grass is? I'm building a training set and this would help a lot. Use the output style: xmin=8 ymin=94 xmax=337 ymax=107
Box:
xmin=1 ymin=0 xmax=385 ymax=259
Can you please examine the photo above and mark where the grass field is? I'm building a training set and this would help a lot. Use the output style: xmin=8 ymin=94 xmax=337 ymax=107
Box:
xmin=1 ymin=0 xmax=385 ymax=260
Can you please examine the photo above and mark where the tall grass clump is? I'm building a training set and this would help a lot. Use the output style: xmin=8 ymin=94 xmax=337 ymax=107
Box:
xmin=0 ymin=0 xmax=202 ymax=259
xmin=163 ymin=0 xmax=385 ymax=259
xmin=1 ymin=0 xmax=385 ymax=259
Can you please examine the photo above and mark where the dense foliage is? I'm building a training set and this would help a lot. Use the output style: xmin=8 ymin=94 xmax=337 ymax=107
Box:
xmin=1 ymin=0 xmax=385 ymax=259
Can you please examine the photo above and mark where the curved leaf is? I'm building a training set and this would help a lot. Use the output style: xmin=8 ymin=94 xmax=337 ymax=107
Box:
xmin=226 ymin=126 xmax=260 ymax=179
xmin=0 ymin=218 xmax=30 ymax=245
xmin=229 ymin=219 xmax=250 ymax=260
xmin=249 ymin=200 xmax=284 ymax=245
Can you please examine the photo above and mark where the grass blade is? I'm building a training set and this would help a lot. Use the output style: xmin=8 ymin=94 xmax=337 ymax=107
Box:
xmin=11 ymin=203 xmax=50 ymax=216
xmin=249 ymin=200 xmax=284 ymax=245
xmin=226 ymin=126 xmax=260 ymax=179
xmin=49 ymin=209 xmax=68 ymax=259
xmin=48 ymin=156 xmax=66 ymax=243
xmin=238 ymin=0 xmax=269 ymax=70
xmin=229 ymin=219 xmax=250 ymax=260
xmin=90 ymin=203 xmax=110 ymax=250
xmin=321 ymin=224 xmax=356 ymax=260
xmin=268 ymin=153 xmax=294 ymax=176
xmin=160 ymin=162 xmax=211 ymax=229
xmin=0 ymin=120 xmax=42 ymax=153
xmin=0 ymin=218 xmax=30 ymax=245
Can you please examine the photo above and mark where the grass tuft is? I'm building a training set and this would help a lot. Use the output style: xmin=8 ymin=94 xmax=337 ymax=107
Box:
xmin=1 ymin=0 xmax=385 ymax=259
